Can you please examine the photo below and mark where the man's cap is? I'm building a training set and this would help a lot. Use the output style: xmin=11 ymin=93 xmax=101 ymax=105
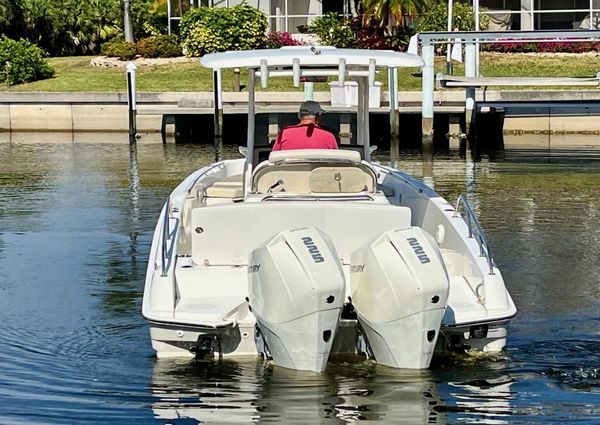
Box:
xmin=299 ymin=101 xmax=326 ymax=116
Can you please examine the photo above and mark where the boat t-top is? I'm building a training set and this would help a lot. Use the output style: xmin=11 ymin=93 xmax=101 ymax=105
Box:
xmin=142 ymin=46 xmax=516 ymax=372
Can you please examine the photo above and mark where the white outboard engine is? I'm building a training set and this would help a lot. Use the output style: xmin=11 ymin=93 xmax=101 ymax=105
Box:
xmin=351 ymin=227 xmax=450 ymax=369
xmin=248 ymin=226 xmax=345 ymax=372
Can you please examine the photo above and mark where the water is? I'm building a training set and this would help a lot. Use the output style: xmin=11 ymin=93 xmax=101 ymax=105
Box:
xmin=1 ymin=136 xmax=600 ymax=424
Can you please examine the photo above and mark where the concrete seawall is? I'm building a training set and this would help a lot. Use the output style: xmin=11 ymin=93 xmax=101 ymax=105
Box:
xmin=1 ymin=90 xmax=600 ymax=134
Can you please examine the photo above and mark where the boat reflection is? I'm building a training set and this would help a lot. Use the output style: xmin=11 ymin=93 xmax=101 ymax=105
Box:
xmin=441 ymin=374 xmax=515 ymax=424
xmin=150 ymin=357 xmax=447 ymax=424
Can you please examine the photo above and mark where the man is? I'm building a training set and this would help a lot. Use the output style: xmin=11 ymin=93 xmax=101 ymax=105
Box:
xmin=272 ymin=101 xmax=338 ymax=151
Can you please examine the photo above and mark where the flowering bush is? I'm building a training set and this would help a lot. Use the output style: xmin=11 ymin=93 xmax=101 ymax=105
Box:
xmin=484 ymin=41 xmax=600 ymax=53
xmin=265 ymin=32 xmax=303 ymax=48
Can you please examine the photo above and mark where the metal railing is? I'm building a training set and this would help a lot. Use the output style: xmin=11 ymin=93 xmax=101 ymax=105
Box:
xmin=161 ymin=196 xmax=178 ymax=277
xmin=454 ymin=194 xmax=495 ymax=275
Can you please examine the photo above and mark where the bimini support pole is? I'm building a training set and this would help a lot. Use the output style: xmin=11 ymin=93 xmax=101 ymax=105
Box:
xmin=357 ymin=76 xmax=371 ymax=161
xmin=213 ymin=68 xmax=223 ymax=161
xmin=244 ymin=68 xmax=256 ymax=197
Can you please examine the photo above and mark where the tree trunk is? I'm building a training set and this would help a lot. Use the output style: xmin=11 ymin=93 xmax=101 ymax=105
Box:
xmin=123 ymin=0 xmax=134 ymax=42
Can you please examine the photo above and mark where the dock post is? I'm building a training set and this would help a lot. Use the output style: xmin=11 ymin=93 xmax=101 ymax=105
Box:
xmin=388 ymin=67 xmax=400 ymax=145
xmin=126 ymin=63 xmax=137 ymax=144
xmin=465 ymin=41 xmax=477 ymax=135
xmin=304 ymin=82 xmax=314 ymax=101
xmin=213 ymin=69 xmax=223 ymax=161
xmin=421 ymin=41 xmax=435 ymax=138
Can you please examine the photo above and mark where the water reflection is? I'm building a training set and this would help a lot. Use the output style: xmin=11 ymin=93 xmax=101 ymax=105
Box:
xmin=150 ymin=358 xmax=445 ymax=424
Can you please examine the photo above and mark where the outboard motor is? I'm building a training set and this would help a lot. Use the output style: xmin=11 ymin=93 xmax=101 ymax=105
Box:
xmin=248 ymin=226 xmax=345 ymax=372
xmin=351 ymin=227 xmax=449 ymax=369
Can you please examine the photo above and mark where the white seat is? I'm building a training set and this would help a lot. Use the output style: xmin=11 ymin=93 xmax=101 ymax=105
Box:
xmin=268 ymin=149 xmax=361 ymax=164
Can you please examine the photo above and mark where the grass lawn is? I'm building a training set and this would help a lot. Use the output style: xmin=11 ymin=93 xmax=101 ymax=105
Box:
xmin=2 ymin=52 xmax=600 ymax=93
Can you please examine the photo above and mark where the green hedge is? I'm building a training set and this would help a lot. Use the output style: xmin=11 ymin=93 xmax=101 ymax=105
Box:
xmin=101 ymin=39 xmax=138 ymax=60
xmin=179 ymin=5 xmax=268 ymax=56
xmin=0 ymin=36 xmax=55 ymax=86
xmin=137 ymin=35 xmax=181 ymax=58
xmin=415 ymin=1 xmax=489 ymax=32
xmin=307 ymin=12 xmax=356 ymax=48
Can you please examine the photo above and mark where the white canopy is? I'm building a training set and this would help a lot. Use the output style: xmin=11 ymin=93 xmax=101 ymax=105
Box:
xmin=200 ymin=46 xmax=424 ymax=69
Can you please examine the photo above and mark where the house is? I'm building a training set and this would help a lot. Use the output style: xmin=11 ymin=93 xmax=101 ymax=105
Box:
xmin=167 ymin=0 xmax=600 ymax=34
xmin=479 ymin=0 xmax=600 ymax=30
xmin=168 ymin=0 xmax=356 ymax=34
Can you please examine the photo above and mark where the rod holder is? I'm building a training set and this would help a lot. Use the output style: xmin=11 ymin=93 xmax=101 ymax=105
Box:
xmin=338 ymin=58 xmax=346 ymax=85
xmin=368 ymin=59 xmax=376 ymax=87
xmin=260 ymin=59 xmax=268 ymax=88
xmin=293 ymin=59 xmax=300 ymax=87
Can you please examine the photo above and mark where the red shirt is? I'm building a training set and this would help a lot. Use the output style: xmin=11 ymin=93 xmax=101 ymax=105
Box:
xmin=272 ymin=123 xmax=338 ymax=151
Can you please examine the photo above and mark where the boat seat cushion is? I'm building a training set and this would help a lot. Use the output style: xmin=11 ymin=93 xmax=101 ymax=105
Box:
xmin=191 ymin=202 xmax=412 ymax=265
xmin=205 ymin=174 xmax=244 ymax=198
xmin=309 ymin=166 xmax=369 ymax=193
xmin=253 ymin=163 xmax=376 ymax=194
xmin=269 ymin=149 xmax=361 ymax=163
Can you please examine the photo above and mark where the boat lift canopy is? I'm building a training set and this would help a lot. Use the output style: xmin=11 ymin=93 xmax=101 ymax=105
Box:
xmin=200 ymin=47 xmax=424 ymax=195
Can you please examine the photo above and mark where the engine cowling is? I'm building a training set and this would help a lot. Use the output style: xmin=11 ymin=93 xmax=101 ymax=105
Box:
xmin=248 ymin=226 xmax=345 ymax=372
xmin=351 ymin=227 xmax=449 ymax=369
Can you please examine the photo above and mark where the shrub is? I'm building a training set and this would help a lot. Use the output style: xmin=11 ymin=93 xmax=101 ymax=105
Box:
xmin=101 ymin=39 xmax=138 ymax=60
xmin=0 ymin=36 xmax=55 ymax=86
xmin=180 ymin=5 xmax=267 ymax=56
xmin=348 ymin=16 xmax=414 ymax=51
xmin=137 ymin=34 xmax=182 ymax=57
xmin=265 ymin=32 xmax=303 ymax=48
xmin=415 ymin=1 xmax=489 ymax=33
xmin=307 ymin=12 xmax=356 ymax=48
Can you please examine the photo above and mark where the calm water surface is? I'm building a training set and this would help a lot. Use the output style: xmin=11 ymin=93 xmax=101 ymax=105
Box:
xmin=1 ymin=136 xmax=599 ymax=424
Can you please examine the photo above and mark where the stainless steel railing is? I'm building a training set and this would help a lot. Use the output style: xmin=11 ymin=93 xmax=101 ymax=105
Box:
xmin=454 ymin=194 xmax=495 ymax=275
xmin=160 ymin=196 xmax=178 ymax=277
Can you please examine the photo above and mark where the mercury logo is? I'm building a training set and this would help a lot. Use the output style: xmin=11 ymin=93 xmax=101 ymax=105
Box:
xmin=407 ymin=237 xmax=431 ymax=264
xmin=301 ymin=237 xmax=324 ymax=263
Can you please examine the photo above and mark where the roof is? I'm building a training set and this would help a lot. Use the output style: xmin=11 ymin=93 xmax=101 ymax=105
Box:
xmin=200 ymin=47 xmax=424 ymax=69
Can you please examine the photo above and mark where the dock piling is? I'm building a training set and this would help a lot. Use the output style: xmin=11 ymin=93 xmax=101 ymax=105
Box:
xmin=126 ymin=62 xmax=137 ymax=144
xmin=464 ymin=42 xmax=477 ymax=135
xmin=421 ymin=43 xmax=435 ymax=137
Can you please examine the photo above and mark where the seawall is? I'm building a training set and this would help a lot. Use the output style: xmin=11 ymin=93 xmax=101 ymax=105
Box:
xmin=1 ymin=90 xmax=600 ymax=134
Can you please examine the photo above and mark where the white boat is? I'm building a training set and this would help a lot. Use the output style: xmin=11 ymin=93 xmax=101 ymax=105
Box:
xmin=142 ymin=47 xmax=516 ymax=372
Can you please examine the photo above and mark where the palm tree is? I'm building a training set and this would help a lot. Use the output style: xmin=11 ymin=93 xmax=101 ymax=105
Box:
xmin=361 ymin=0 xmax=432 ymax=33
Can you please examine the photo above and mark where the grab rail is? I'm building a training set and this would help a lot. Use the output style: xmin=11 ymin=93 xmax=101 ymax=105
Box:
xmin=161 ymin=196 xmax=178 ymax=277
xmin=454 ymin=194 xmax=495 ymax=275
